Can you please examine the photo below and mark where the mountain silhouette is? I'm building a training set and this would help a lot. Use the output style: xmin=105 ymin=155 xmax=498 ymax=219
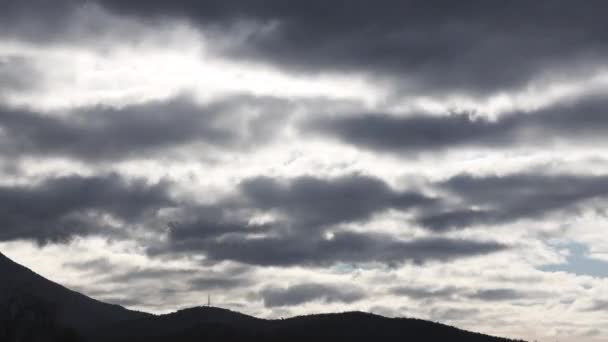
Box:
xmin=94 ymin=307 xmax=526 ymax=342
xmin=0 ymin=251 xmax=149 ymax=341
xmin=0 ymin=252 xmax=525 ymax=342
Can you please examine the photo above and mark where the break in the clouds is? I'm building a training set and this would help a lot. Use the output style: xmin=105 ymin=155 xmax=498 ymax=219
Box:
xmin=2 ymin=2 xmax=608 ymax=342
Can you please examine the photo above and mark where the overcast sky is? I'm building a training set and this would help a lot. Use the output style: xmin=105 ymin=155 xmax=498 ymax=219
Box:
xmin=1 ymin=1 xmax=608 ymax=341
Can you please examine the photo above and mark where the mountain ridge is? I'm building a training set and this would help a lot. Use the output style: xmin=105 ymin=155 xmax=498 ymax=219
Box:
xmin=0 ymin=252 xmax=526 ymax=342
xmin=0 ymin=250 xmax=150 ymax=339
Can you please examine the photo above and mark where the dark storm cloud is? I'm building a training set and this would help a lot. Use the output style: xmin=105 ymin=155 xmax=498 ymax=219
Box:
xmin=164 ymin=205 xmax=277 ymax=260
xmin=159 ymin=174 xmax=504 ymax=266
xmin=0 ymin=173 xmax=172 ymax=243
xmin=239 ymin=175 xmax=434 ymax=230
xmin=4 ymin=1 xmax=608 ymax=94
xmin=166 ymin=206 xmax=272 ymax=244
xmin=177 ymin=232 xmax=506 ymax=267
xmin=0 ymin=0 xmax=176 ymax=45
xmin=95 ymin=0 xmax=608 ymax=95
xmin=418 ymin=209 xmax=497 ymax=232
xmin=0 ymin=95 xmax=285 ymax=162
xmin=166 ymin=174 xmax=433 ymax=245
xmin=260 ymin=283 xmax=364 ymax=307
xmin=419 ymin=172 xmax=608 ymax=231
xmin=309 ymin=96 xmax=608 ymax=156
xmin=308 ymin=112 xmax=512 ymax=155
xmin=0 ymin=0 xmax=80 ymax=42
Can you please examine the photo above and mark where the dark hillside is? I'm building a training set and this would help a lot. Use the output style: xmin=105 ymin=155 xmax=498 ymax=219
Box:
xmin=0 ymin=252 xmax=149 ymax=339
xmin=96 ymin=307 xmax=525 ymax=342
xmin=0 ymin=252 xmax=526 ymax=342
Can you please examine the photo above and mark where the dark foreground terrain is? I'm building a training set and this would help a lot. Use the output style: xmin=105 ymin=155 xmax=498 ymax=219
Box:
xmin=0 ymin=252 xmax=525 ymax=342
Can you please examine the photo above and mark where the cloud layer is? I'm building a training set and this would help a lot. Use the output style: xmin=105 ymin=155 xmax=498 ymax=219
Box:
xmin=0 ymin=173 xmax=171 ymax=243
xmin=2 ymin=2 xmax=608 ymax=342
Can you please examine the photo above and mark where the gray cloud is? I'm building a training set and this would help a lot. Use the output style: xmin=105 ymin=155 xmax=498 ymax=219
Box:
xmin=63 ymin=257 xmax=115 ymax=274
xmin=308 ymin=96 xmax=608 ymax=157
xmin=0 ymin=0 xmax=181 ymax=46
xmin=0 ymin=95 xmax=285 ymax=162
xmin=0 ymin=57 xmax=44 ymax=94
xmin=155 ymin=174 xmax=505 ymax=266
xmin=93 ymin=0 xmax=608 ymax=95
xmin=467 ymin=289 xmax=527 ymax=302
xmin=0 ymin=0 xmax=80 ymax=42
xmin=165 ymin=174 xmax=434 ymax=249
xmin=260 ymin=283 xmax=365 ymax=307
xmin=419 ymin=172 xmax=608 ymax=231
xmin=0 ymin=173 xmax=172 ymax=243
xmin=418 ymin=209 xmax=497 ymax=232
xmin=392 ymin=285 xmax=541 ymax=304
xmin=308 ymin=112 xmax=511 ymax=155
xmin=430 ymin=307 xmax=480 ymax=322
xmin=107 ymin=268 xmax=193 ymax=284
xmin=6 ymin=1 xmax=605 ymax=95
xmin=103 ymin=297 xmax=148 ymax=308
xmin=166 ymin=205 xmax=275 ymax=247
xmin=65 ymin=256 xmax=252 ymax=309
xmin=189 ymin=276 xmax=249 ymax=291
xmin=2 ymin=0 xmax=607 ymax=99
xmin=182 ymin=232 xmax=506 ymax=267
xmin=4 ymin=3 xmax=605 ymax=335
xmin=391 ymin=286 xmax=462 ymax=300
xmin=66 ymin=256 xmax=250 ymax=289
xmin=239 ymin=175 xmax=433 ymax=230
xmin=585 ymin=300 xmax=608 ymax=312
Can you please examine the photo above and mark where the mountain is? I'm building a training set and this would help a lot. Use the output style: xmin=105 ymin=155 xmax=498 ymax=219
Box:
xmin=0 ymin=251 xmax=149 ymax=341
xmin=92 ymin=306 xmax=266 ymax=342
xmin=0 ymin=252 xmax=526 ymax=342
xmin=94 ymin=308 xmax=525 ymax=342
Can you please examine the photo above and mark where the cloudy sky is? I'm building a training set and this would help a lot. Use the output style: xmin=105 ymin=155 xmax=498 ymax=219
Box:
xmin=1 ymin=1 xmax=608 ymax=341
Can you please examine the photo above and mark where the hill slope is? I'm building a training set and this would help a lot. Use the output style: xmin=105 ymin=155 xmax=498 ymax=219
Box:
xmin=0 ymin=252 xmax=525 ymax=342
xmin=94 ymin=308 xmax=524 ymax=342
xmin=0 ymin=252 xmax=149 ymax=340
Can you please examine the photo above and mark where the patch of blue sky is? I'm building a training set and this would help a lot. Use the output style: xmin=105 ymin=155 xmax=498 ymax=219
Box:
xmin=541 ymin=242 xmax=608 ymax=278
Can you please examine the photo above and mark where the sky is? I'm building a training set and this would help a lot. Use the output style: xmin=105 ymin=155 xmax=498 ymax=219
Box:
xmin=1 ymin=1 xmax=608 ymax=341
